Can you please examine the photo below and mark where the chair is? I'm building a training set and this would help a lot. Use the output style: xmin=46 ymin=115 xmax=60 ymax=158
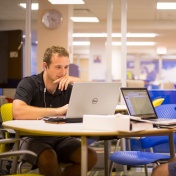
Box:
xmin=0 ymin=137 xmax=42 ymax=175
xmin=152 ymin=98 xmax=164 ymax=107
xmin=0 ymin=103 xmax=14 ymax=153
xmin=1 ymin=103 xmax=13 ymax=122
xmin=155 ymin=104 xmax=176 ymax=118
xmin=109 ymin=136 xmax=171 ymax=176
xmin=0 ymin=103 xmax=40 ymax=175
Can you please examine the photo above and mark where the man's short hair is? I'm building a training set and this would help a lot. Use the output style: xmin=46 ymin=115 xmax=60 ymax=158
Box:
xmin=43 ymin=46 xmax=69 ymax=65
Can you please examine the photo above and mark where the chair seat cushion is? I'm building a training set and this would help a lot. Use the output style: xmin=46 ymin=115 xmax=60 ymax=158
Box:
xmin=110 ymin=151 xmax=170 ymax=165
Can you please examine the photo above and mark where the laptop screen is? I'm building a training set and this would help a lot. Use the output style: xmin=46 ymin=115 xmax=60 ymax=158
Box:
xmin=66 ymin=82 xmax=122 ymax=119
xmin=121 ymin=88 xmax=158 ymax=119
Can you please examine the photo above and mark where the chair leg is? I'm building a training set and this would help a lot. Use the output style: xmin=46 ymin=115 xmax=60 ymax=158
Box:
xmin=144 ymin=165 xmax=148 ymax=176
xmin=109 ymin=139 xmax=121 ymax=176
xmin=17 ymin=161 xmax=23 ymax=174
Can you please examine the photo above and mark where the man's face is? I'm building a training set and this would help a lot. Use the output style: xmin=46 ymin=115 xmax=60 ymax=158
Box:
xmin=46 ymin=53 xmax=70 ymax=81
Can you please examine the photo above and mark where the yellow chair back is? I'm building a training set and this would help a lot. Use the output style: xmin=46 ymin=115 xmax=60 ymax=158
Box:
xmin=1 ymin=103 xmax=13 ymax=122
xmin=0 ymin=103 xmax=13 ymax=153
xmin=152 ymin=98 xmax=164 ymax=107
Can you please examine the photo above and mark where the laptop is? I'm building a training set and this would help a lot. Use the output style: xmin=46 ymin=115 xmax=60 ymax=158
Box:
xmin=44 ymin=82 xmax=121 ymax=123
xmin=120 ymin=87 xmax=176 ymax=125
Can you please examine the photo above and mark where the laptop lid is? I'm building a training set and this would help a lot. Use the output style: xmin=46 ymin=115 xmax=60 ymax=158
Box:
xmin=120 ymin=87 xmax=158 ymax=120
xmin=66 ymin=82 xmax=122 ymax=119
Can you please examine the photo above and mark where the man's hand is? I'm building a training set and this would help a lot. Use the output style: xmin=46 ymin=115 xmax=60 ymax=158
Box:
xmin=53 ymin=75 xmax=81 ymax=91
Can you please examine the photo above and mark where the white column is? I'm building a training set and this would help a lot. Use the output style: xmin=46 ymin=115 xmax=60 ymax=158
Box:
xmin=121 ymin=0 xmax=127 ymax=87
xmin=24 ymin=0 xmax=32 ymax=77
xmin=159 ymin=55 xmax=163 ymax=89
xmin=106 ymin=0 xmax=113 ymax=82
xmin=121 ymin=0 xmax=128 ymax=175
xmin=68 ymin=5 xmax=73 ymax=63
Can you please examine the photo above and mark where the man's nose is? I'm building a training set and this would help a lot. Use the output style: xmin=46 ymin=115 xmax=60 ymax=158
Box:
xmin=60 ymin=67 xmax=66 ymax=74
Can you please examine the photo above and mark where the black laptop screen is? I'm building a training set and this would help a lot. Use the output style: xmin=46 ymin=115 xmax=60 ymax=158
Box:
xmin=121 ymin=88 xmax=157 ymax=119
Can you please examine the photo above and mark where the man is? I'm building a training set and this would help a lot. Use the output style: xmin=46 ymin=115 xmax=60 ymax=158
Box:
xmin=152 ymin=158 xmax=176 ymax=176
xmin=12 ymin=46 xmax=97 ymax=176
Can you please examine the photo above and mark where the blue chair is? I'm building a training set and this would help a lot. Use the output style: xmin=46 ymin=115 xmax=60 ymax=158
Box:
xmin=109 ymin=137 xmax=171 ymax=176
xmin=155 ymin=104 xmax=176 ymax=119
xmin=110 ymin=104 xmax=176 ymax=176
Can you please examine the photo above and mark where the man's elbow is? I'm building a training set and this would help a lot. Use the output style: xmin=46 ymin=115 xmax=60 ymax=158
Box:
xmin=12 ymin=110 xmax=21 ymax=120
xmin=12 ymin=100 xmax=26 ymax=120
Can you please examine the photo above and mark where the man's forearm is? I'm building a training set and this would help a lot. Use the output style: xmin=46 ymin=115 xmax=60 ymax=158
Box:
xmin=13 ymin=103 xmax=67 ymax=120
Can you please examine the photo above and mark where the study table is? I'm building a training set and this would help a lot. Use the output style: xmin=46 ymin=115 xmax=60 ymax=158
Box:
xmin=2 ymin=120 xmax=176 ymax=176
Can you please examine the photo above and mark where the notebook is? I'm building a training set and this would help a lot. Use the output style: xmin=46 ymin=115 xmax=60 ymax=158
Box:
xmin=44 ymin=82 xmax=121 ymax=123
xmin=120 ymin=87 xmax=176 ymax=125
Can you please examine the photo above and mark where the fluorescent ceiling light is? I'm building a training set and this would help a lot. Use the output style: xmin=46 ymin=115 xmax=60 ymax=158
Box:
xmin=48 ymin=0 xmax=84 ymax=4
xmin=126 ymin=33 xmax=156 ymax=37
xmin=36 ymin=41 xmax=155 ymax=46
xmin=73 ymin=33 xmax=107 ymax=37
xmin=19 ymin=3 xmax=38 ymax=10
xmin=35 ymin=41 xmax=90 ymax=46
xmin=72 ymin=33 xmax=156 ymax=38
xmin=157 ymin=2 xmax=176 ymax=9
xmin=112 ymin=42 xmax=155 ymax=46
xmin=71 ymin=17 xmax=99 ymax=22
xmin=72 ymin=41 xmax=90 ymax=46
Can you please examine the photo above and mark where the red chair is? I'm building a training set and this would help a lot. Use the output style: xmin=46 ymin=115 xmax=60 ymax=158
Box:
xmin=5 ymin=97 xmax=13 ymax=103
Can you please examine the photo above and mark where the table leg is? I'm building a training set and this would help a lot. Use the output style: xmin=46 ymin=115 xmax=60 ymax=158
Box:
xmin=81 ymin=136 xmax=87 ymax=176
xmin=104 ymin=140 xmax=110 ymax=176
xmin=169 ymin=132 xmax=175 ymax=158
xmin=11 ymin=131 xmax=20 ymax=174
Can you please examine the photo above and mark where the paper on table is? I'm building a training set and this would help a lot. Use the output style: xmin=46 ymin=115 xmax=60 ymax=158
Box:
xmin=130 ymin=121 xmax=153 ymax=131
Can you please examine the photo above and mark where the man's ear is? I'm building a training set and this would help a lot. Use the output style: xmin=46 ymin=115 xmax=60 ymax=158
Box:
xmin=43 ymin=63 xmax=48 ymax=70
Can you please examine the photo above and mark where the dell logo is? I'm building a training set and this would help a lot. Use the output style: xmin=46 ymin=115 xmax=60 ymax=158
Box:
xmin=92 ymin=98 xmax=98 ymax=104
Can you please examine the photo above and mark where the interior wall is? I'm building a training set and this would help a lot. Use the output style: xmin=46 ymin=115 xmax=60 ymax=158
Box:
xmin=37 ymin=0 xmax=70 ymax=72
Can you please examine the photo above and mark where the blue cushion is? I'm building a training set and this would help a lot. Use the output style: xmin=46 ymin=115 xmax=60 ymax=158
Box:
xmin=110 ymin=151 xmax=170 ymax=165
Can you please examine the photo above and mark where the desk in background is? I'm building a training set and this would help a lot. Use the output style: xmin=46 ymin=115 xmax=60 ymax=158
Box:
xmin=115 ymin=104 xmax=128 ymax=115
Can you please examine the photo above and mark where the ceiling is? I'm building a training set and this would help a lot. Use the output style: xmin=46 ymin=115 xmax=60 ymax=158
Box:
xmin=1 ymin=0 xmax=176 ymax=54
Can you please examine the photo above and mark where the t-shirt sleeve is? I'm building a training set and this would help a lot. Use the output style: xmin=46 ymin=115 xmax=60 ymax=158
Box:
xmin=14 ymin=77 xmax=36 ymax=104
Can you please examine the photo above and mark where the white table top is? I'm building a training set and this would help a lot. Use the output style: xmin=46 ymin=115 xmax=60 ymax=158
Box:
xmin=2 ymin=120 xmax=176 ymax=138
xmin=3 ymin=120 xmax=121 ymax=136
